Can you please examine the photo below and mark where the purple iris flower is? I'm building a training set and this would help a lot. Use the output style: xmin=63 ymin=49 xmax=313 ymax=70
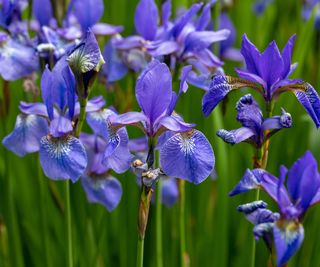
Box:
xmin=2 ymin=55 xmax=104 ymax=182
xmin=230 ymin=151 xmax=320 ymax=266
xmin=0 ymin=33 xmax=39 ymax=81
xmin=109 ymin=60 xmax=214 ymax=184
xmin=161 ymin=177 xmax=179 ymax=207
xmin=80 ymin=133 xmax=123 ymax=212
xmin=202 ymin=34 xmax=320 ymax=128
xmin=217 ymin=94 xmax=292 ymax=147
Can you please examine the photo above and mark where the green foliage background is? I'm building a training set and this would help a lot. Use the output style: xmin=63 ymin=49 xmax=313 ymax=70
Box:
xmin=0 ymin=0 xmax=320 ymax=266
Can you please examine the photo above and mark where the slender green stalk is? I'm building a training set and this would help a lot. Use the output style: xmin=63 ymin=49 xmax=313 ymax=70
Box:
xmin=136 ymin=237 xmax=144 ymax=267
xmin=37 ymin=158 xmax=51 ymax=267
xmin=75 ymin=98 xmax=88 ymax=137
xmin=65 ymin=181 xmax=73 ymax=267
xmin=155 ymin=148 xmax=163 ymax=267
xmin=179 ymin=179 xmax=188 ymax=267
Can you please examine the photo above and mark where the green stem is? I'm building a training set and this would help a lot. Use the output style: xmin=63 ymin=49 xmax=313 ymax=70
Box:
xmin=179 ymin=180 xmax=188 ymax=267
xmin=37 ymin=158 xmax=50 ymax=267
xmin=65 ymin=181 xmax=73 ymax=267
xmin=136 ymin=236 xmax=144 ymax=267
xmin=75 ymin=98 xmax=88 ymax=137
xmin=155 ymin=150 xmax=163 ymax=267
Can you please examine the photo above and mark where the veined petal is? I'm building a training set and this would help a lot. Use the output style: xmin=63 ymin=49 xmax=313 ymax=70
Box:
xmin=161 ymin=178 xmax=179 ymax=207
xmin=86 ymin=108 xmax=114 ymax=137
xmin=67 ymin=29 xmax=104 ymax=74
xmin=134 ymin=0 xmax=158 ymax=41
xmin=2 ymin=114 xmax=48 ymax=156
xmin=72 ymin=0 xmax=104 ymax=30
xmin=216 ymin=127 xmax=256 ymax=145
xmin=294 ymin=83 xmax=320 ymax=128
xmin=202 ymin=75 xmax=232 ymax=116
xmin=103 ymin=145 xmax=132 ymax=174
xmin=40 ymin=135 xmax=87 ymax=182
xmin=160 ymin=130 xmax=214 ymax=184
xmin=81 ymin=175 xmax=122 ymax=212
xmin=136 ymin=60 xmax=172 ymax=124
xmin=273 ymin=221 xmax=304 ymax=267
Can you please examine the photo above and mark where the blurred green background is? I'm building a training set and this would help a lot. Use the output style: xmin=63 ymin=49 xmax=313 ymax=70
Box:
xmin=1 ymin=0 xmax=320 ymax=266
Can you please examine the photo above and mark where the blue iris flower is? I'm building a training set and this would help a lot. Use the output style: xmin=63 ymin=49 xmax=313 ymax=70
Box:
xmin=230 ymin=151 xmax=320 ymax=267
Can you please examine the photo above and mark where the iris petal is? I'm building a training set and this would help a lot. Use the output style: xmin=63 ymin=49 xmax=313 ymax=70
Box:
xmin=273 ymin=222 xmax=304 ymax=267
xmin=2 ymin=114 xmax=48 ymax=156
xmin=39 ymin=135 xmax=87 ymax=182
xmin=161 ymin=178 xmax=179 ymax=207
xmin=160 ymin=130 xmax=214 ymax=184
xmin=81 ymin=175 xmax=122 ymax=212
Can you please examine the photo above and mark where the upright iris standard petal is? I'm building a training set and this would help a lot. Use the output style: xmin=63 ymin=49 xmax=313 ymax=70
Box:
xmin=134 ymin=0 xmax=158 ymax=41
xmin=160 ymin=130 xmax=214 ymax=184
xmin=81 ymin=175 xmax=122 ymax=212
xmin=273 ymin=222 xmax=304 ymax=267
xmin=240 ymin=34 xmax=262 ymax=75
xmin=294 ymin=83 xmax=320 ymax=128
xmin=72 ymin=0 xmax=104 ymax=31
xmin=32 ymin=0 xmax=53 ymax=26
xmin=281 ymin=34 xmax=296 ymax=78
xmin=136 ymin=60 xmax=172 ymax=125
xmin=40 ymin=135 xmax=87 ymax=182
xmin=2 ymin=114 xmax=49 ymax=157
xmin=49 ymin=116 xmax=73 ymax=138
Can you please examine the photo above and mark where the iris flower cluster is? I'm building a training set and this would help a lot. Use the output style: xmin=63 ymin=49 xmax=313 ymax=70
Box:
xmin=202 ymin=26 xmax=320 ymax=266
xmin=1 ymin=0 xmax=320 ymax=266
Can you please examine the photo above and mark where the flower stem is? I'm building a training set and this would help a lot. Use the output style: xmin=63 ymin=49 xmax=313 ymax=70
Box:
xmin=75 ymin=98 xmax=88 ymax=138
xmin=65 ymin=181 xmax=73 ymax=267
xmin=37 ymin=157 xmax=50 ymax=267
xmin=136 ymin=185 xmax=153 ymax=267
xmin=155 ymin=152 xmax=163 ymax=267
xmin=179 ymin=179 xmax=189 ymax=267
